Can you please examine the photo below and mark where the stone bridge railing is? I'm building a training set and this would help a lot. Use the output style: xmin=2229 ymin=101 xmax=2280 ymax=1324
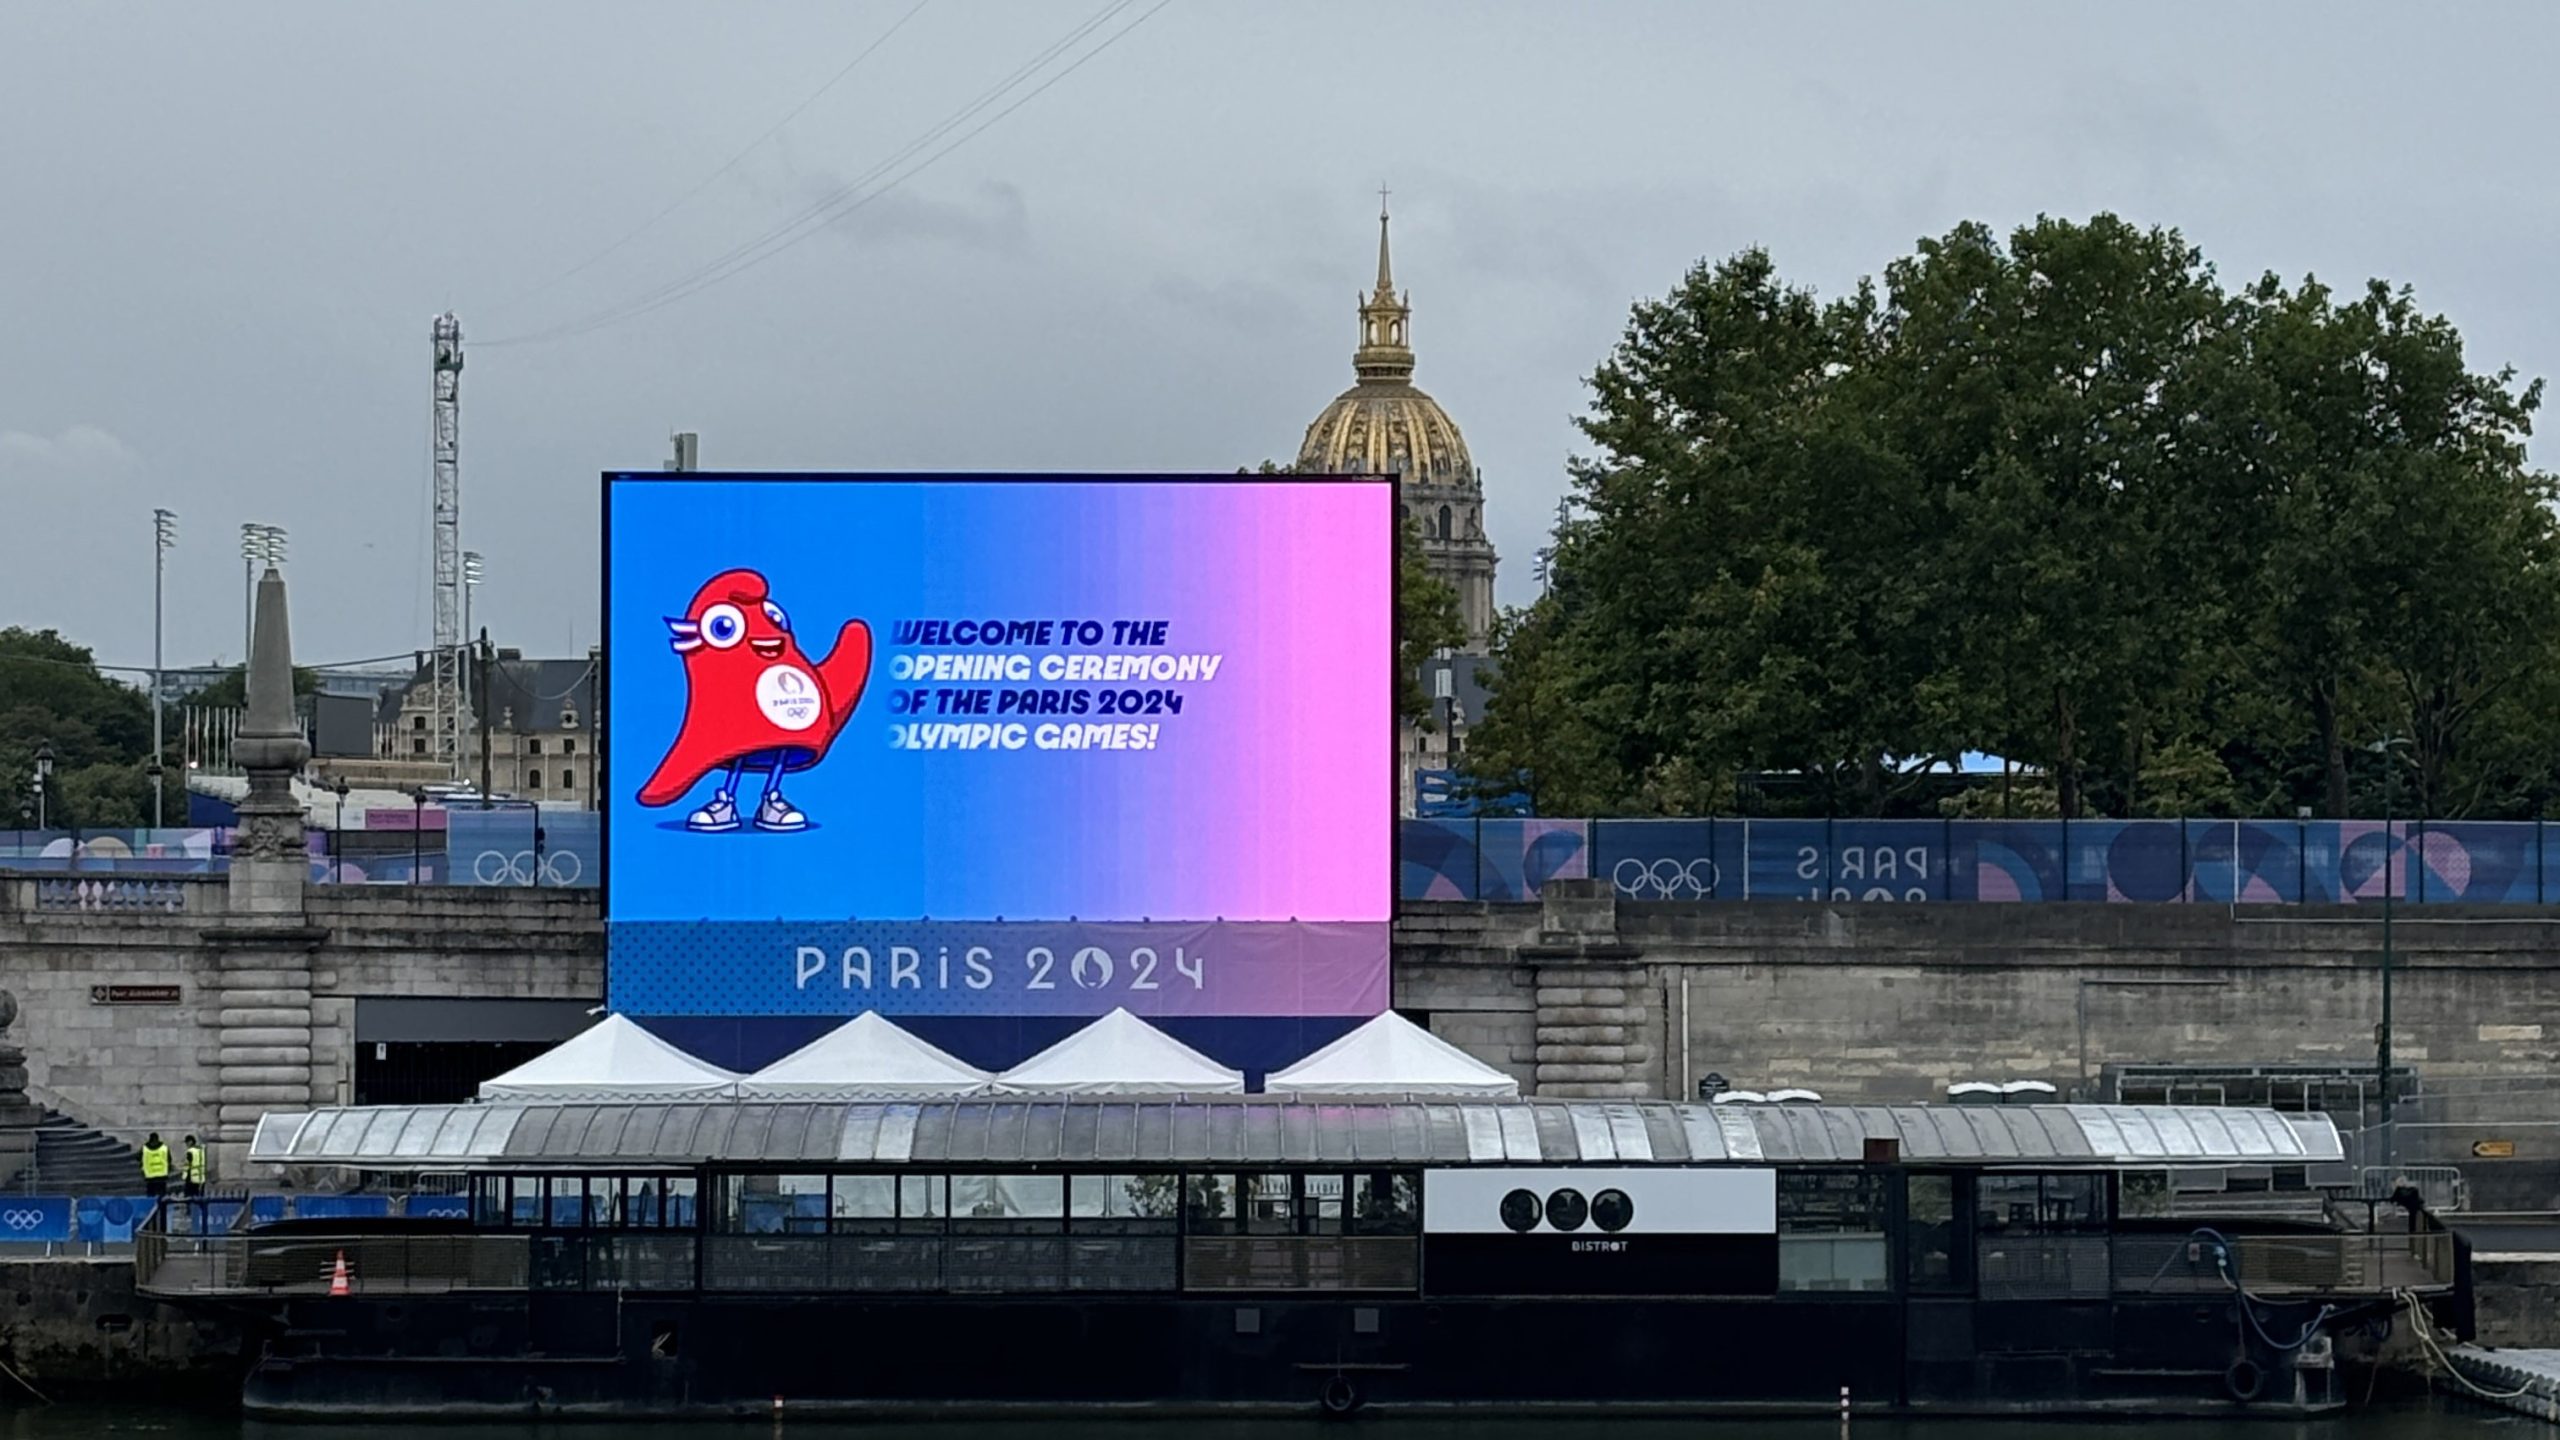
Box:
xmin=7 ymin=876 xmax=223 ymax=916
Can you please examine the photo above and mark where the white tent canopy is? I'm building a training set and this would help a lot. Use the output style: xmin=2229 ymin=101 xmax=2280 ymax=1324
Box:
xmin=990 ymin=1009 xmax=1245 ymax=1095
xmin=1264 ymin=1011 xmax=1520 ymax=1099
xmin=739 ymin=1012 xmax=993 ymax=1099
xmin=477 ymin=1014 xmax=740 ymax=1102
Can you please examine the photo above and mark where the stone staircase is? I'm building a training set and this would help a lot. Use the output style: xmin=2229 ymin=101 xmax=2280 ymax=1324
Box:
xmin=3 ymin=1108 xmax=144 ymax=1194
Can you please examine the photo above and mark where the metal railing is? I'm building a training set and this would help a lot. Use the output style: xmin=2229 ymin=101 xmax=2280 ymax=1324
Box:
xmin=135 ymin=1229 xmax=530 ymax=1297
xmin=2358 ymin=1165 xmax=2469 ymax=1213
xmin=2111 ymin=1230 xmax=2456 ymax=1296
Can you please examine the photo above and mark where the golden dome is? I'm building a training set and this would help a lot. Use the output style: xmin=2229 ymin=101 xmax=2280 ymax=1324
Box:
xmin=1297 ymin=384 xmax=1475 ymax=486
xmin=1293 ymin=206 xmax=1477 ymax=489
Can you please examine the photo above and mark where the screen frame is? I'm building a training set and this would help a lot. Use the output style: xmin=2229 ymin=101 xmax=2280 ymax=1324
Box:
xmin=597 ymin=470 xmax=1401 ymax=934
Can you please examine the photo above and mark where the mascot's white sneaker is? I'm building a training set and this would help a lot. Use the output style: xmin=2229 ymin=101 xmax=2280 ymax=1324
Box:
xmin=754 ymin=791 xmax=809 ymax=833
xmin=686 ymin=791 xmax=742 ymax=833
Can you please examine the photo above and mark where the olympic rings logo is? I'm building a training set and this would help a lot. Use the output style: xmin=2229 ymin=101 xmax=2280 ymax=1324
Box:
xmin=471 ymin=848 xmax=585 ymax=887
xmin=2 ymin=1209 xmax=47 ymax=1231
xmin=1613 ymin=857 xmax=1720 ymax=900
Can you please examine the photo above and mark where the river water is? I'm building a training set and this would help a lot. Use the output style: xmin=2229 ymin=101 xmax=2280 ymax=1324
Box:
xmin=0 ymin=1403 xmax=2533 ymax=1440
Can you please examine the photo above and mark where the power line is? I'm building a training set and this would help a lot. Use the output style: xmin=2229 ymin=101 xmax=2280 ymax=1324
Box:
xmin=483 ymin=0 xmax=1170 ymax=349
xmin=0 ymin=649 xmax=430 ymax=681
xmin=508 ymin=0 xmax=936 ymax=307
xmin=484 ymin=0 xmax=1134 ymax=346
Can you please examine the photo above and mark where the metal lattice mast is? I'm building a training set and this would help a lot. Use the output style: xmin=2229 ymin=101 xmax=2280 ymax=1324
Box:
xmin=431 ymin=313 xmax=465 ymax=776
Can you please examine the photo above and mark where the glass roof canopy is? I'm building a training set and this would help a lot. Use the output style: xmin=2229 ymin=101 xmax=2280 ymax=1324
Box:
xmin=248 ymin=1100 xmax=2340 ymax=1173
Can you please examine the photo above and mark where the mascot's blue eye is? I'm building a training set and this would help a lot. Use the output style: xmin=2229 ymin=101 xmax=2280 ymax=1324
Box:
xmin=699 ymin=603 xmax=748 ymax=650
xmin=763 ymin=601 xmax=790 ymax=632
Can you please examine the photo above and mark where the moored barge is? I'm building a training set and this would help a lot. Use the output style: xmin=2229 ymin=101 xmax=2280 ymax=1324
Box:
xmin=140 ymin=1098 xmax=2464 ymax=1418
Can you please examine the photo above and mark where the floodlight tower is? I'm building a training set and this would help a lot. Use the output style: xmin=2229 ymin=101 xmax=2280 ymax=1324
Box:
xmin=431 ymin=313 xmax=465 ymax=776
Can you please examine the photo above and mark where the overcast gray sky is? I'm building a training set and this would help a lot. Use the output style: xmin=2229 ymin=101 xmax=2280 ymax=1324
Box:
xmin=6 ymin=1 xmax=2557 ymax=672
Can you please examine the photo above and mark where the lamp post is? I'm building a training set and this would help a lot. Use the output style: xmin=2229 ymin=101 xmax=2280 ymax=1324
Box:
xmin=330 ymin=776 xmax=350 ymax=884
xmin=462 ymin=552 xmax=484 ymax=723
xmin=31 ymin=742 xmax=53 ymax=832
xmin=239 ymin=523 xmax=285 ymax=667
xmin=151 ymin=509 xmax=176 ymax=829
xmin=2369 ymin=736 xmax=2410 ymax=1172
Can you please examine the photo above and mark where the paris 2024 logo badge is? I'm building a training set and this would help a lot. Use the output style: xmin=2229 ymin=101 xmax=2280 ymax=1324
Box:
xmin=635 ymin=568 xmax=871 ymax=833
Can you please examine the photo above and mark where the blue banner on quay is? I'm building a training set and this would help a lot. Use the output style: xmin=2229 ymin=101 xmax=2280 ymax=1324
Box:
xmin=1399 ymin=817 xmax=2559 ymax=906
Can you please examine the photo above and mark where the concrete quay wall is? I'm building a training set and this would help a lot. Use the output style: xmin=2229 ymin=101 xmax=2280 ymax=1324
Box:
xmin=9 ymin=873 xmax=2560 ymax=1140
xmin=0 ymin=878 xmax=601 ymax=1158
xmin=1394 ymin=884 xmax=2560 ymax=1106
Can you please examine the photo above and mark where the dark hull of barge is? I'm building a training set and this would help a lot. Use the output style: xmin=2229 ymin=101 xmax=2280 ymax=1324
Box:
xmin=235 ymin=1290 xmax=2364 ymax=1419
xmin=200 ymin=1096 xmax=2448 ymax=1421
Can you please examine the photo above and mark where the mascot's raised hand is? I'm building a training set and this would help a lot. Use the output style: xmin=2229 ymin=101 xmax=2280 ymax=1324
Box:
xmin=636 ymin=568 xmax=870 ymax=833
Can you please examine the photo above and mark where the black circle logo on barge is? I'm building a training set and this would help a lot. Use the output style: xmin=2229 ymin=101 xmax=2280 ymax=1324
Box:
xmin=1545 ymin=1188 xmax=1589 ymax=1231
xmin=1499 ymin=1188 xmax=1543 ymax=1233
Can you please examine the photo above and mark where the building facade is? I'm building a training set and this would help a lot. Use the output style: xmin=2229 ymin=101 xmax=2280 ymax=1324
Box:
xmin=380 ymin=650 xmax=600 ymax=807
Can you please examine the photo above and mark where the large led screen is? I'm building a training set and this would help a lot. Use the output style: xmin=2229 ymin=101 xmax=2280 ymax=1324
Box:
xmin=604 ymin=474 xmax=1394 ymax=1019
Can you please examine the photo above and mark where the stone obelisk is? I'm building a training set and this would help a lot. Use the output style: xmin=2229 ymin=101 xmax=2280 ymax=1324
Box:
xmin=210 ymin=566 xmax=318 ymax=1157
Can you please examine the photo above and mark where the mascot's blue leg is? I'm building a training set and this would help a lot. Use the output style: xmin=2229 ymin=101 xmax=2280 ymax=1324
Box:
xmin=754 ymin=756 xmax=809 ymax=832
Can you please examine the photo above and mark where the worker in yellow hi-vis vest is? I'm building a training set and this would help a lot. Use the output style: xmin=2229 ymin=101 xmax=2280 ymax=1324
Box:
xmin=180 ymin=1134 xmax=210 ymax=1232
xmin=138 ymin=1133 xmax=170 ymax=1199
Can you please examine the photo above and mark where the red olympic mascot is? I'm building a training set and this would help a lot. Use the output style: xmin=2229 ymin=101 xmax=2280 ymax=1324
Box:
xmin=637 ymin=569 xmax=871 ymax=832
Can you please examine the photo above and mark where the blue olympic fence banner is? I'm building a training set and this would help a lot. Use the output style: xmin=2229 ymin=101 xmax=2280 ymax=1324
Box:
xmin=70 ymin=1196 xmax=157 ymax=1242
xmin=0 ymin=1193 xmax=475 ymax=1242
xmin=1402 ymin=817 xmax=2560 ymax=906
xmin=448 ymin=808 xmax=598 ymax=888
xmin=0 ymin=1196 xmax=71 ymax=1242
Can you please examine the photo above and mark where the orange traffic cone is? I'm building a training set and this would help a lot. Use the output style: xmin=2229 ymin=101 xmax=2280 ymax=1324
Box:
xmin=328 ymin=1250 xmax=351 ymax=1297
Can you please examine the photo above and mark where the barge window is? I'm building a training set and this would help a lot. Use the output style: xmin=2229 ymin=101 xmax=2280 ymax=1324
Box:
xmin=1071 ymin=1174 xmax=1181 ymax=1227
xmin=1975 ymin=1173 xmax=2111 ymax=1300
xmin=1351 ymin=1173 xmax=1419 ymax=1234
xmin=1187 ymin=1174 xmax=1237 ymax=1231
xmin=832 ymin=1175 xmax=896 ymax=1229
xmin=2119 ymin=1170 xmax=2171 ymax=1218
xmin=1243 ymin=1174 xmax=1296 ymax=1234
xmin=715 ymin=1175 xmax=815 ymax=1234
xmin=1976 ymin=1174 xmax=2105 ymax=1232
xmin=1906 ymin=1174 xmax=1964 ymax=1292
xmin=1777 ymin=1171 xmax=1889 ymax=1292
xmin=952 ymin=1174 xmax=1063 ymax=1221
xmin=900 ymin=1175 xmax=946 ymax=1226
xmin=777 ymin=1175 xmax=832 ymax=1234
xmin=1303 ymin=1174 xmax=1346 ymax=1235
xmin=588 ymin=1177 xmax=628 ymax=1228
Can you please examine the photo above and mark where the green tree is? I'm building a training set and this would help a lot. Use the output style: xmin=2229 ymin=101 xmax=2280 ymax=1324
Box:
xmin=1868 ymin=216 xmax=2231 ymax=817
xmin=0 ymin=627 xmax=157 ymax=828
xmin=1456 ymin=594 xmax=1627 ymax=814
xmin=1395 ymin=515 xmax=1465 ymax=723
xmin=1472 ymin=251 xmax=1922 ymax=812
xmin=1470 ymin=217 xmax=2559 ymax=820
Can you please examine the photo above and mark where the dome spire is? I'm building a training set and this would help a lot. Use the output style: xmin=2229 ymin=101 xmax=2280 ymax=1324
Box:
xmin=1355 ymin=187 xmax=1414 ymax=383
xmin=1375 ymin=183 xmax=1395 ymax=294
